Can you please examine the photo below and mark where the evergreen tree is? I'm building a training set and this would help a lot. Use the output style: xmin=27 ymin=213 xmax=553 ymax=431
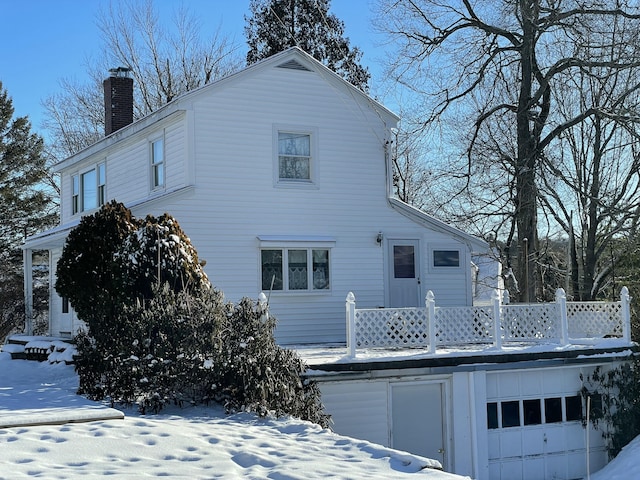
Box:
xmin=245 ymin=0 xmax=370 ymax=91
xmin=0 ymin=81 xmax=57 ymax=339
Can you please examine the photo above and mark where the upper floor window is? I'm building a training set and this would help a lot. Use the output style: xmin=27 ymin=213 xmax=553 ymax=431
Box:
xmin=275 ymin=127 xmax=317 ymax=186
xmin=72 ymin=175 xmax=79 ymax=214
xmin=72 ymin=162 xmax=106 ymax=215
xmin=151 ymin=137 xmax=165 ymax=189
xmin=278 ymin=132 xmax=311 ymax=181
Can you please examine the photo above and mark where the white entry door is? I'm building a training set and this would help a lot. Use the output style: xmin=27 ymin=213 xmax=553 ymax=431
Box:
xmin=388 ymin=240 xmax=421 ymax=307
xmin=390 ymin=382 xmax=447 ymax=466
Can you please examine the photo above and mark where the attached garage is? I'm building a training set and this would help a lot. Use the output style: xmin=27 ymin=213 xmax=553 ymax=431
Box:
xmin=310 ymin=350 xmax=627 ymax=480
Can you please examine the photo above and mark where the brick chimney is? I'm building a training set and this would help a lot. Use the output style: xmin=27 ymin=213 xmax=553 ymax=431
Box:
xmin=103 ymin=67 xmax=133 ymax=136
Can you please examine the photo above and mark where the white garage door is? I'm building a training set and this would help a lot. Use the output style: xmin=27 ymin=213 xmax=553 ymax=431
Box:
xmin=486 ymin=367 xmax=607 ymax=480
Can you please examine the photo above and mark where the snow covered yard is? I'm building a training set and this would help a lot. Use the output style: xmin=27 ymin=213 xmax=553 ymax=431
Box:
xmin=0 ymin=354 xmax=468 ymax=479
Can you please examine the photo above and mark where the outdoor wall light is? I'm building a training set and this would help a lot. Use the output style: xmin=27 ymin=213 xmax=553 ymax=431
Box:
xmin=376 ymin=232 xmax=383 ymax=245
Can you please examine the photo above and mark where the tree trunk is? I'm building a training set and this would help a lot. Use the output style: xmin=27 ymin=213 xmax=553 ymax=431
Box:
xmin=515 ymin=0 xmax=541 ymax=302
xmin=583 ymin=115 xmax=602 ymax=300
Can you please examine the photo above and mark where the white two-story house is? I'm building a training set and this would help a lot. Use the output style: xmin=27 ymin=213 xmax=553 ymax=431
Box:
xmin=23 ymin=47 xmax=489 ymax=344
xmin=22 ymin=47 xmax=635 ymax=480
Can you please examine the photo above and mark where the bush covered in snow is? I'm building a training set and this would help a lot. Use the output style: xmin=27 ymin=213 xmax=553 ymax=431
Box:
xmin=75 ymin=285 xmax=329 ymax=427
xmin=62 ymin=202 xmax=329 ymax=427
xmin=55 ymin=201 xmax=209 ymax=329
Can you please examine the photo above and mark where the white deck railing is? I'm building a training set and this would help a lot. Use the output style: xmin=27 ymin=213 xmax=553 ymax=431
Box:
xmin=345 ymin=287 xmax=631 ymax=358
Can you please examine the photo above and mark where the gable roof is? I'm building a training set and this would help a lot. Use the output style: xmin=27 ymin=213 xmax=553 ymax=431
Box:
xmin=55 ymin=47 xmax=399 ymax=172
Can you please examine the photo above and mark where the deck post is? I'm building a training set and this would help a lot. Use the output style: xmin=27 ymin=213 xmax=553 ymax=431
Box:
xmin=426 ymin=291 xmax=436 ymax=354
xmin=492 ymin=289 xmax=502 ymax=350
xmin=258 ymin=292 xmax=269 ymax=321
xmin=621 ymin=287 xmax=631 ymax=342
xmin=556 ymin=288 xmax=569 ymax=345
xmin=346 ymin=292 xmax=356 ymax=358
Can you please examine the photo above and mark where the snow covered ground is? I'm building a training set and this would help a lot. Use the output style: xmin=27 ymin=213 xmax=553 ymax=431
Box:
xmin=0 ymin=354 xmax=468 ymax=479
xmin=588 ymin=434 xmax=640 ymax=480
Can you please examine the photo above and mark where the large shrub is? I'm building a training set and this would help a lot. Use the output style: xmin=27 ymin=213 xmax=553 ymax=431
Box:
xmin=55 ymin=201 xmax=209 ymax=337
xmin=75 ymin=285 xmax=329 ymax=427
xmin=55 ymin=201 xmax=137 ymax=327
xmin=75 ymin=285 xmax=224 ymax=412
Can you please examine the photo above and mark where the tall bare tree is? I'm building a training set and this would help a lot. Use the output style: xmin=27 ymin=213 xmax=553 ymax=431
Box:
xmin=377 ymin=0 xmax=640 ymax=301
xmin=539 ymin=49 xmax=640 ymax=300
xmin=43 ymin=0 xmax=243 ymax=159
xmin=391 ymin=125 xmax=432 ymax=211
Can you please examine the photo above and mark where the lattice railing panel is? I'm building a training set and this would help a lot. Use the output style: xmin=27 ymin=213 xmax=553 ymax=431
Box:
xmin=434 ymin=306 xmax=495 ymax=345
xmin=347 ymin=293 xmax=629 ymax=353
xmin=354 ymin=308 xmax=429 ymax=348
xmin=567 ymin=302 xmax=623 ymax=338
xmin=501 ymin=304 xmax=560 ymax=341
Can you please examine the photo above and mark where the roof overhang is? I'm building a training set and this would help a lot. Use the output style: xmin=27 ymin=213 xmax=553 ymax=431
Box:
xmin=388 ymin=197 xmax=489 ymax=252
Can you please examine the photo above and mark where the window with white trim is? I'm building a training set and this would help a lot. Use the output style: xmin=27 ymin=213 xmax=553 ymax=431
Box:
xmin=261 ymin=247 xmax=330 ymax=292
xmin=433 ymin=249 xmax=460 ymax=267
xmin=71 ymin=162 xmax=106 ymax=214
xmin=97 ymin=162 xmax=106 ymax=206
xmin=72 ymin=174 xmax=79 ymax=214
xmin=274 ymin=127 xmax=317 ymax=186
xmin=151 ymin=137 xmax=165 ymax=189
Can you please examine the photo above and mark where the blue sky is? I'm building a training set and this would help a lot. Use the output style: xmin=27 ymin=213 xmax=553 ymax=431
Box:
xmin=1 ymin=0 xmax=385 ymax=137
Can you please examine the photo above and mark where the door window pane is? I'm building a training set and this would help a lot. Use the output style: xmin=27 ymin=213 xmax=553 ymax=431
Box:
xmin=394 ymin=245 xmax=415 ymax=278
xmin=502 ymin=401 xmax=521 ymax=428
xmin=545 ymin=397 xmax=563 ymax=423
xmin=524 ymin=399 xmax=542 ymax=425
xmin=565 ymin=396 xmax=583 ymax=422
xmin=487 ymin=402 xmax=498 ymax=429
xmin=261 ymin=250 xmax=282 ymax=291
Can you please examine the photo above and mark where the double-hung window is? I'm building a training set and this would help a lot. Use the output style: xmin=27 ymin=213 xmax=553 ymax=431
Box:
xmin=151 ymin=137 xmax=165 ymax=189
xmin=71 ymin=162 xmax=106 ymax=214
xmin=72 ymin=175 xmax=80 ymax=214
xmin=259 ymin=237 xmax=333 ymax=292
xmin=275 ymin=127 xmax=317 ymax=186
xmin=278 ymin=132 xmax=310 ymax=180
